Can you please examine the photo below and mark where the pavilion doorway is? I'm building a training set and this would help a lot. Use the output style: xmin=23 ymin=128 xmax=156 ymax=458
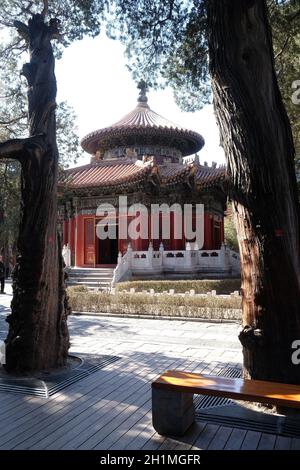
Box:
xmin=96 ymin=224 xmax=119 ymax=265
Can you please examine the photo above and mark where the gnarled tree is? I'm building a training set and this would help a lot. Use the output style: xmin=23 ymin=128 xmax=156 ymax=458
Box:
xmin=0 ymin=10 xmax=70 ymax=372
xmin=0 ymin=0 xmax=107 ymax=373
xmin=105 ymin=0 xmax=300 ymax=383
xmin=207 ymin=0 xmax=300 ymax=383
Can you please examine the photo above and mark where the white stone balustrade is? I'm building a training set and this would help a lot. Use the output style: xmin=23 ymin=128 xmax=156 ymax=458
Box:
xmin=111 ymin=243 xmax=133 ymax=286
xmin=111 ymin=241 xmax=241 ymax=286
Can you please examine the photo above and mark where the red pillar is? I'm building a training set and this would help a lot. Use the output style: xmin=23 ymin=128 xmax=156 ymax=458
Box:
xmin=152 ymin=212 xmax=162 ymax=251
xmin=221 ymin=218 xmax=225 ymax=243
xmin=204 ymin=213 xmax=213 ymax=250
xmin=172 ymin=212 xmax=184 ymax=250
xmin=173 ymin=237 xmax=184 ymax=250
xmin=135 ymin=235 xmax=146 ymax=251
xmin=118 ymin=212 xmax=128 ymax=254
xmin=75 ymin=215 xmax=84 ymax=267
xmin=211 ymin=216 xmax=216 ymax=249
xmin=118 ymin=237 xmax=128 ymax=255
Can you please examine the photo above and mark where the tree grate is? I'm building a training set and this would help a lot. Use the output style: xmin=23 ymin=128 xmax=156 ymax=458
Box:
xmin=194 ymin=366 xmax=242 ymax=410
xmin=195 ymin=408 xmax=300 ymax=439
xmin=0 ymin=354 xmax=121 ymax=399
xmin=194 ymin=366 xmax=300 ymax=438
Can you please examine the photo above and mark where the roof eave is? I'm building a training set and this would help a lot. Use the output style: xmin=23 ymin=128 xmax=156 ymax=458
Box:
xmin=81 ymin=127 xmax=204 ymax=156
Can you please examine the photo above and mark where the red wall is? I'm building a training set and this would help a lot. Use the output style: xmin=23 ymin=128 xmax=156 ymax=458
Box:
xmin=204 ymin=213 xmax=212 ymax=249
xmin=72 ymin=210 xmax=222 ymax=266
xmin=221 ymin=218 xmax=225 ymax=243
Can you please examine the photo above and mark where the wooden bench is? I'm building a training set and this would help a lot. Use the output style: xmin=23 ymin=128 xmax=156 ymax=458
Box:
xmin=152 ymin=370 xmax=300 ymax=436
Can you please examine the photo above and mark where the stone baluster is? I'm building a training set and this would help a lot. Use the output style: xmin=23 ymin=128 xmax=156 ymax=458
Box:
xmin=194 ymin=241 xmax=199 ymax=264
xmin=219 ymin=242 xmax=230 ymax=270
xmin=184 ymin=241 xmax=192 ymax=268
xmin=159 ymin=242 xmax=164 ymax=267
xmin=147 ymin=241 xmax=154 ymax=269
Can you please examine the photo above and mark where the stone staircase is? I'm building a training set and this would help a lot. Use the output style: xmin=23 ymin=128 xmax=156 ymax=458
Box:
xmin=66 ymin=267 xmax=115 ymax=291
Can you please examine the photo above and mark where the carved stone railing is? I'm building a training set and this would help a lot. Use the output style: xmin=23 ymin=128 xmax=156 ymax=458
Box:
xmin=111 ymin=243 xmax=133 ymax=286
xmin=111 ymin=242 xmax=241 ymax=287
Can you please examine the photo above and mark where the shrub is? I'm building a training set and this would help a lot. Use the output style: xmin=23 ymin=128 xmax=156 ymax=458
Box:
xmin=67 ymin=289 xmax=242 ymax=314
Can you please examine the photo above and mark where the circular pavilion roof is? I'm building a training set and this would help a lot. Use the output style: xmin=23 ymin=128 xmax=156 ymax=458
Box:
xmin=81 ymin=83 xmax=205 ymax=157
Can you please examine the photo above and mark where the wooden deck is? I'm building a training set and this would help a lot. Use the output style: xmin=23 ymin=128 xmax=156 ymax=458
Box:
xmin=0 ymin=291 xmax=300 ymax=450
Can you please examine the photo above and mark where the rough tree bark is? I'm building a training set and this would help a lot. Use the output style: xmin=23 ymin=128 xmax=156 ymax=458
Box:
xmin=0 ymin=12 xmax=70 ymax=373
xmin=207 ymin=0 xmax=300 ymax=383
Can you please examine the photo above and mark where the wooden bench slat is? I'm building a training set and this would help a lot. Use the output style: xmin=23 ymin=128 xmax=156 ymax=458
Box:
xmin=152 ymin=370 xmax=300 ymax=408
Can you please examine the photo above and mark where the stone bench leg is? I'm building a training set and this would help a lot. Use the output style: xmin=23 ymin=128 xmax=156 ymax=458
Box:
xmin=152 ymin=387 xmax=195 ymax=436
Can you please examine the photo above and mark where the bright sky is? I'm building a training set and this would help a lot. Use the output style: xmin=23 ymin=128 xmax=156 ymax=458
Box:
xmin=55 ymin=33 xmax=225 ymax=167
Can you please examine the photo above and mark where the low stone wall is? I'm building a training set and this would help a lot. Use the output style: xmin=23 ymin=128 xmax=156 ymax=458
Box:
xmin=116 ymin=278 xmax=241 ymax=295
xmin=115 ymin=287 xmax=241 ymax=298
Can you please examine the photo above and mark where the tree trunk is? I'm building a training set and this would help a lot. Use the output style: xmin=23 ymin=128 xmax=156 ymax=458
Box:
xmin=4 ymin=14 xmax=70 ymax=373
xmin=207 ymin=0 xmax=300 ymax=383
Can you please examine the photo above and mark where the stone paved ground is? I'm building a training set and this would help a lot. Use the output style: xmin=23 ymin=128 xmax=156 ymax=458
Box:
xmin=0 ymin=282 xmax=299 ymax=450
xmin=0 ymin=281 xmax=241 ymax=353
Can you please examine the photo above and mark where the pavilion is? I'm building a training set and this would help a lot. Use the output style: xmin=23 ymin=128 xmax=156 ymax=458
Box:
xmin=58 ymin=82 xmax=240 ymax=285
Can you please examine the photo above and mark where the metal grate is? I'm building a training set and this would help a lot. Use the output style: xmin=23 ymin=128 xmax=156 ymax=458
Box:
xmin=194 ymin=366 xmax=242 ymax=410
xmin=0 ymin=354 xmax=121 ymax=399
xmin=45 ymin=354 xmax=120 ymax=397
xmin=0 ymin=377 xmax=47 ymax=398
xmin=194 ymin=365 xmax=300 ymax=438
xmin=195 ymin=408 xmax=300 ymax=438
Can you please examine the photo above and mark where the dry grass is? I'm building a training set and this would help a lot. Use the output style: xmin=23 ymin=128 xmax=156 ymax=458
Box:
xmin=68 ymin=287 xmax=242 ymax=317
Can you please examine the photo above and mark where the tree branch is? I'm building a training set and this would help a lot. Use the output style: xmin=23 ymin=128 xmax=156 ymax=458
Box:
xmin=0 ymin=114 xmax=27 ymax=126
xmin=0 ymin=37 xmax=25 ymax=59
xmin=49 ymin=18 xmax=62 ymax=40
xmin=21 ymin=1 xmax=34 ymax=16
xmin=0 ymin=135 xmax=46 ymax=161
xmin=13 ymin=20 xmax=29 ymax=42
xmin=41 ymin=0 xmax=49 ymax=18
xmin=274 ymin=34 xmax=291 ymax=60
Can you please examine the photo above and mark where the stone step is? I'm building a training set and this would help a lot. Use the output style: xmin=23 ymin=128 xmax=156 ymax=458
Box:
xmin=67 ymin=279 xmax=112 ymax=284
xmin=67 ymin=267 xmax=115 ymax=270
xmin=67 ymin=279 xmax=110 ymax=287
xmin=67 ymin=281 xmax=111 ymax=287
xmin=67 ymin=269 xmax=115 ymax=275
xmin=67 ymin=275 xmax=114 ymax=281
xmin=66 ymin=266 xmax=115 ymax=291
